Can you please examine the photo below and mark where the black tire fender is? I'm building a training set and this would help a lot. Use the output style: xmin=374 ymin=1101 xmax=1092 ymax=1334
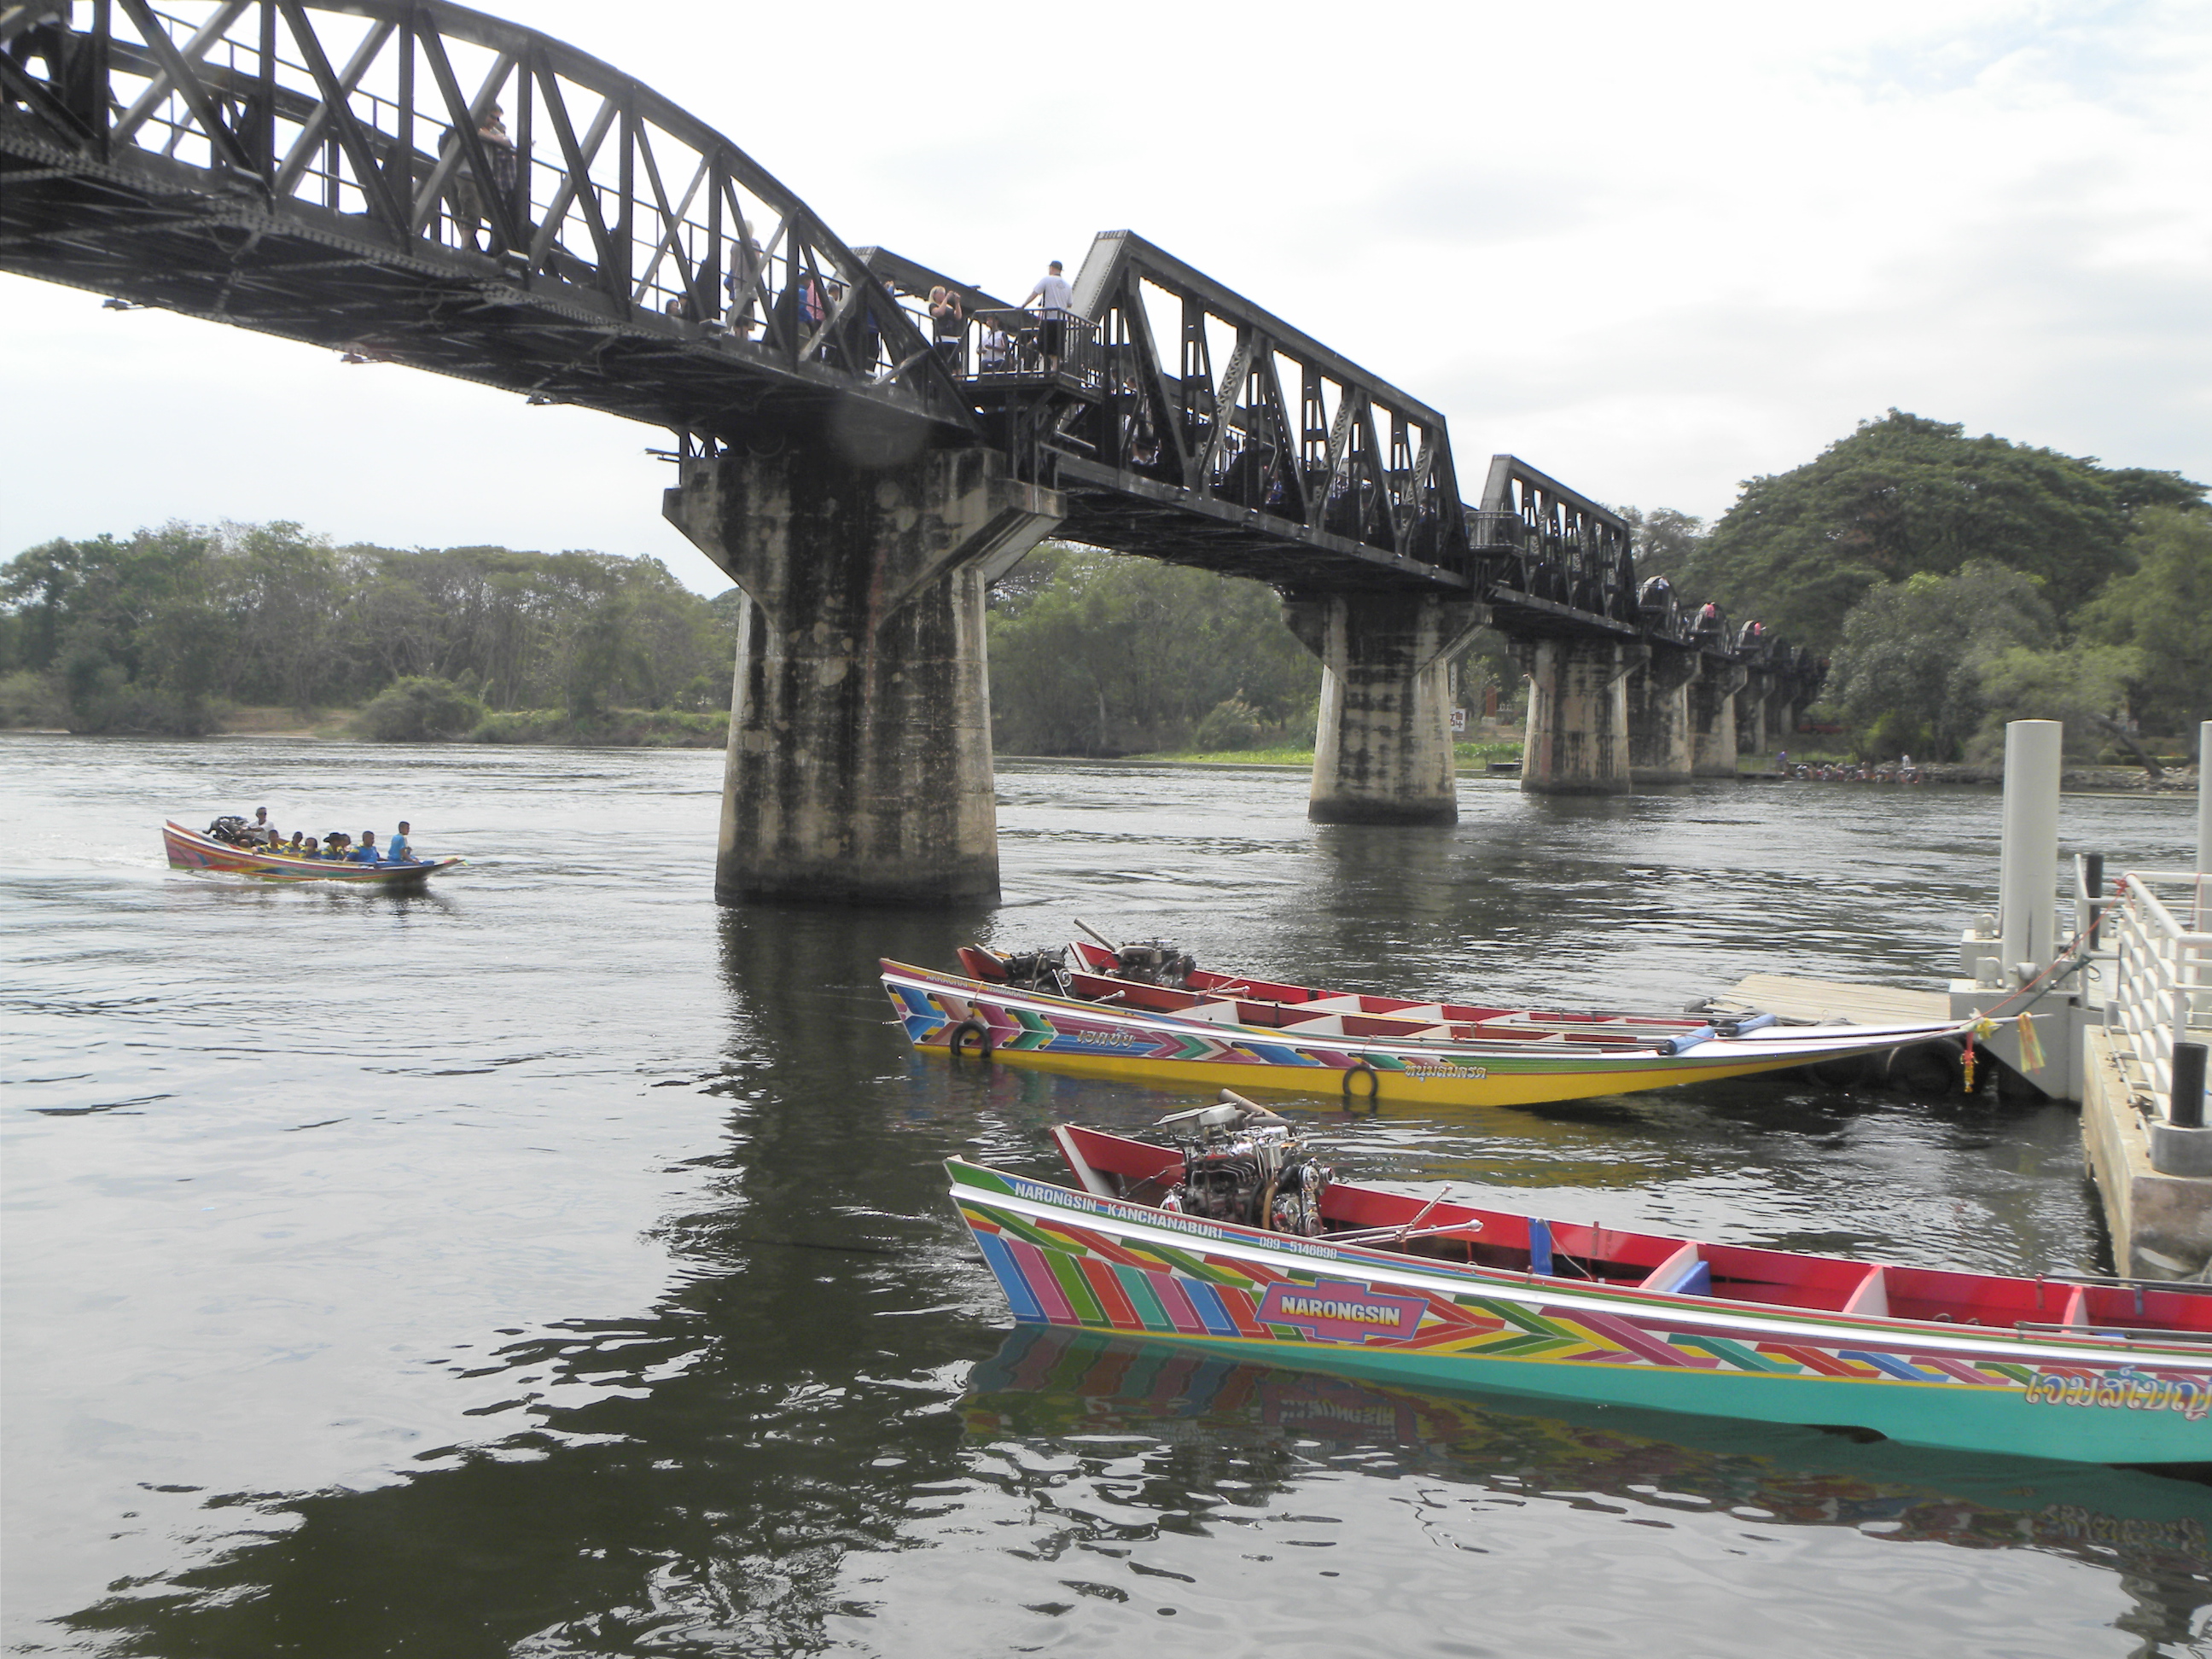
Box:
xmin=949 ymin=1014 xmax=993 ymax=1059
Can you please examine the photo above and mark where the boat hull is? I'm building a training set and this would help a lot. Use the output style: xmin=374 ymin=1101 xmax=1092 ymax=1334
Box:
xmin=947 ymin=1161 xmax=2212 ymax=1466
xmin=161 ymin=822 xmax=460 ymax=883
xmin=886 ymin=961 xmax=1963 ymax=1109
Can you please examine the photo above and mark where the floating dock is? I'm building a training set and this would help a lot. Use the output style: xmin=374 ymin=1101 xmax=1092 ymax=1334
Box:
xmin=1724 ymin=975 xmax=1946 ymax=1027
xmin=1729 ymin=721 xmax=2211 ymax=1280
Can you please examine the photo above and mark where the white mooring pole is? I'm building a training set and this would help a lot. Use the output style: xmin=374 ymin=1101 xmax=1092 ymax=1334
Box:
xmin=1998 ymin=720 xmax=2063 ymax=983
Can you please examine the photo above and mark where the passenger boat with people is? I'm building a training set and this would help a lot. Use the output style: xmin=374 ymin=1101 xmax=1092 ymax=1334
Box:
xmin=881 ymin=934 xmax=1976 ymax=1109
xmin=160 ymin=820 xmax=462 ymax=884
xmin=947 ymin=1097 xmax=2212 ymax=1465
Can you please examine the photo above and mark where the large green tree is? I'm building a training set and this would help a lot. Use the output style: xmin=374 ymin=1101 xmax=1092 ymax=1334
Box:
xmin=985 ymin=544 xmax=1320 ymax=755
xmin=1616 ymin=505 xmax=1707 ymax=583
xmin=1821 ymin=562 xmax=2055 ymax=760
xmin=1691 ymin=411 xmax=2201 ymax=650
xmin=2081 ymin=505 xmax=2212 ymax=735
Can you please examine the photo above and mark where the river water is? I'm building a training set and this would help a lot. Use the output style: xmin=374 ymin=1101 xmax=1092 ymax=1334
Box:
xmin=3 ymin=734 xmax=2207 ymax=1658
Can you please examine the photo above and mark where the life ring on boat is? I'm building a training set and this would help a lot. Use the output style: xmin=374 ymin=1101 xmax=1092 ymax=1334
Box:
xmin=1803 ymin=1052 xmax=1873 ymax=1090
xmin=1883 ymin=1036 xmax=1962 ymax=1095
xmin=1342 ymin=1060 xmax=1381 ymax=1105
xmin=948 ymin=1015 xmax=994 ymax=1059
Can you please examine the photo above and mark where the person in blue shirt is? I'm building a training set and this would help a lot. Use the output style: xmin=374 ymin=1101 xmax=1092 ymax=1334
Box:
xmin=387 ymin=820 xmax=414 ymax=864
xmin=351 ymin=830 xmax=381 ymax=864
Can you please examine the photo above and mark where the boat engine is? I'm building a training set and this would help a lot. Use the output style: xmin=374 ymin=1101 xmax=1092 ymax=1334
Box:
xmin=206 ymin=815 xmax=253 ymax=846
xmin=1156 ymin=1097 xmax=1330 ymax=1236
xmin=1113 ymin=940 xmax=1197 ymax=987
xmin=1001 ymin=947 xmax=1069 ymax=996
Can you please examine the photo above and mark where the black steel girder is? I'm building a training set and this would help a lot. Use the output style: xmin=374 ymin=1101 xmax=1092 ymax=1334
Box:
xmin=0 ymin=1 xmax=978 ymax=445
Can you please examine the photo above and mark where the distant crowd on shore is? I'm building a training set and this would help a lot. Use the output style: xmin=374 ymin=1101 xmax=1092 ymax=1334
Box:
xmin=209 ymin=807 xmax=423 ymax=864
xmin=1773 ymin=751 xmax=1925 ymax=783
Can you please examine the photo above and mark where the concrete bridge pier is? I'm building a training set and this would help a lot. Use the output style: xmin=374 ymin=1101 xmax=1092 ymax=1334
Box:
xmin=1284 ymin=593 xmax=1489 ymax=824
xmin=1736 ymin=672 xmax=1773 ymax=757
xmin=1627 ymin=643 xmax=1700 ymax=784
xmin=1767 ymin=683 xmax=1799 ymax=750
xmin=1516 ymin=637 xmax=1641 ymax=795
xmin=1691 ymin=661 xmax=1748 ymax=776
xmin=666 ymin=445 xmax=1062 ymax=905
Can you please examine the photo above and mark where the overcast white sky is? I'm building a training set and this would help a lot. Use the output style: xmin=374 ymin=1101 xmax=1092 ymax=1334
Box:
xmin=4 ymin=0 xmax=2208 ymax=595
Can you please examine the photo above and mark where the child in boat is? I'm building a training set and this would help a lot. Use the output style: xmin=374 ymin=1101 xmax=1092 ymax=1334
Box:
xmin=350 ymin=830 xmax=381 ymax=864
xmin=286 ymin=831 xmax=307 ymax=856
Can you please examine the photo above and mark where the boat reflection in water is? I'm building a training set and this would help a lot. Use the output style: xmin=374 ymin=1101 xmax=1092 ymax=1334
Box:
xmin=966 ymin=1325 xmax=2212 ymax=1630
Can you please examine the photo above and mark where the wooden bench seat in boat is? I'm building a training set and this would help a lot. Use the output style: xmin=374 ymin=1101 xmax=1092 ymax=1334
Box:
xmin=1639 ymin=1243 xmax=1712 ymax=1296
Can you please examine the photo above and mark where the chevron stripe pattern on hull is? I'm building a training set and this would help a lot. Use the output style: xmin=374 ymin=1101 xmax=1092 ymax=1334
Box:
xmin=883 ymin=960 xmax=1967 ymax=1110
xmin=947 ymin=1161 xmax=2212 ymax=1465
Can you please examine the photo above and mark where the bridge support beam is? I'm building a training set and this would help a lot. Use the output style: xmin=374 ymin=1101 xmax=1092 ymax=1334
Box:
xmin=1284 ymin=593 xmax=1488 ymax=824
xmin=1767 ymin=681 xmax=1798 ymax=752
xmin=666 ymin=446 xmax=1062 ymax=905
xmin=1691 ymin=662 xmax=1749 ymax=777
xmin=1516 ymin=638 xmax=1639 ymax=795
xmin=1736 ymin=672 xmax=1773 ymax=757
xmin=1627 ymin=643 xmax=1701 ymax=785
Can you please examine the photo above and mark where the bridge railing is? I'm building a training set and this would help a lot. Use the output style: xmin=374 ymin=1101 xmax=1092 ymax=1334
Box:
xmin=2101 ymin=870 xmax=2212 ymax=1116
xmin=952 ymin=306 xmax=1103 ymax=387
xmin=0 ymin=1 xmax=973 ymax=429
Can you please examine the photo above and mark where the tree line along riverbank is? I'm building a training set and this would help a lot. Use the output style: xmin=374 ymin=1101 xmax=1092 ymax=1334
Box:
xmin=4 ymin=409 xmax=2204 ymax=760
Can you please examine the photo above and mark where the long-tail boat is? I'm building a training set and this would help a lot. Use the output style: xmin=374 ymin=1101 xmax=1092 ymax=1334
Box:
xmin=882 ymin=938 xmax=1971 ymax=1109
xmin=946 ymin=1100 xmax=2212 ymax=1466
xmin=161 ymin=820 xmax=462 ymax=884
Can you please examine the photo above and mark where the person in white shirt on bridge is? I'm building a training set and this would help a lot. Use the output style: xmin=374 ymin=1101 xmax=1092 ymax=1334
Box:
xmin=1022 ymin=260 xmax=1073 ymax=370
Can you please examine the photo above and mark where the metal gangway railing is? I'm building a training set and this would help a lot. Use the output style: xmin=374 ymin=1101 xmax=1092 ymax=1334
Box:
xmin=2089 ymin=870 xmax=2211 ymax=1119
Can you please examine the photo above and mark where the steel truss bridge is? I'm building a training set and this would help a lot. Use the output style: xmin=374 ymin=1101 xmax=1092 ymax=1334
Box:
xmin=0 ymin=0 xmax=1820 ymax=700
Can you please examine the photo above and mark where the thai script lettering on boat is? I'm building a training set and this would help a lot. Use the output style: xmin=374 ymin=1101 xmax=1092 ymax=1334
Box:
xmin=1391 ymin=1055 xmax=1490 ymax=1078
xmin=2023 ymin=1365 xmax=2212 ymax=1419
xmin=1068 ymin=1027 xmax=1161 ymax=1052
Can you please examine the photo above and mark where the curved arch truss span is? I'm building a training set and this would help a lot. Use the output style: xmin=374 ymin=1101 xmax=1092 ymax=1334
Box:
xmin=0 ymin=0 xmax=976 ymax=438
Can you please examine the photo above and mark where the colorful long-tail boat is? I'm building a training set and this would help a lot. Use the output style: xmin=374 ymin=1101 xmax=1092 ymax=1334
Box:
xmin=161 ymin=820 xmax=462 ymax=884
xmin=947 ymin=1103 xmax=2212 ymax=1466
xmin=882 ymin=940 xmax=1972 ymax=1109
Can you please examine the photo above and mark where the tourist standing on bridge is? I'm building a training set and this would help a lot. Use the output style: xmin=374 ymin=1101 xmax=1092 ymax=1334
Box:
xmin=445 ymin=103 xmax=518 ymax=256
xmin=928 ymin=287 xmax=965 ymax=372
xmin=725 ymin=240 xmax=765 ymax=337
xmin=1023 ymin=260 xmax=1073 ymax=370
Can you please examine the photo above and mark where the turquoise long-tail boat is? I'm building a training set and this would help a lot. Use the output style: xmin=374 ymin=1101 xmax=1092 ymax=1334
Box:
xmin=947 ymin=1102 xmax=2212 ymax=1467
